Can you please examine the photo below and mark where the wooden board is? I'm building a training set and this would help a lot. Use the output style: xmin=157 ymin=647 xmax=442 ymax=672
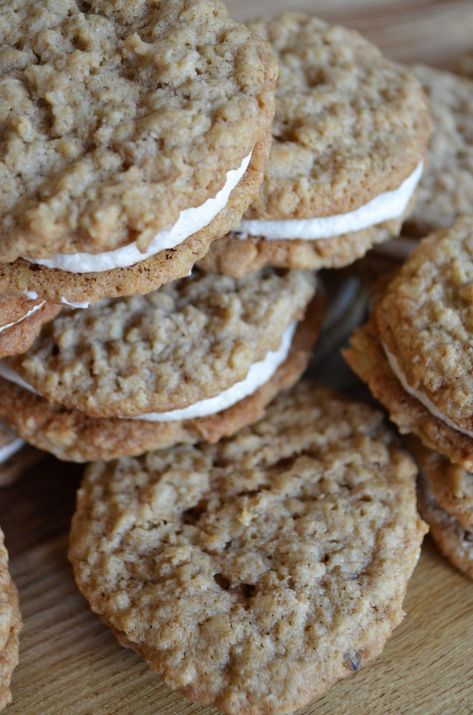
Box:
xmin=2 ymin=2 xmax=473 ymax=713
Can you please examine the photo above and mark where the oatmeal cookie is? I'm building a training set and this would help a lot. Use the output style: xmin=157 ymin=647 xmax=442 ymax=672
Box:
xmin=0 ymin=529 xmax=21 ymax=709
xmin=199 ymin=13 xmax=431 ymax=275
xmin=69 ymin=382 xmax=426 ymax=714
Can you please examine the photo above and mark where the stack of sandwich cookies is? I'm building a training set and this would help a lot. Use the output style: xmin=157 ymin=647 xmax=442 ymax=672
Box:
xmin=0 ymin=0 xmax=277 ymax=305
xmin=69 ymin=381 xmax=426 ymax=715
xmin=402 ymin=65 xmax=473 ymax=236
xmin=199 ymin=13 xmax=432 ymax=278
xmin=0 ymin=270 xmax=321 ymax=462
xmin=345 ymin=216 xmax=473 ymax=470
xmin=410 ymin=440 xmax=473 ymax=579
xmin=0 ymin=528 xmax=20 ymax=710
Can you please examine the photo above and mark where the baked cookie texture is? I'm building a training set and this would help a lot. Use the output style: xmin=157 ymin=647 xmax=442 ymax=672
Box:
xmin=0 ymin=296 xmax=60 ymax=359
xmin=7 ymin=269 xmax=316 ymax=417
xmin=69 ymin=382 xmax=426 ymax=715
xmin=0 ymin=529 xmax=21 ymax=709
xmin=375 ymin=217 xmax=473 ymax=435
xmin=0 ymin=296 xmax=322 ymax=462
xmin=419 ymin=479 xmax=473 ymax=579
xmin=409 ymin=439 xmax=473 ymax=530
xmin=0 ymin=0 xmax=277 ymax=259
xmin=404 ymin=65 xmax=473 ymax=234
xmin=345 ymin=318 xmax=473 ymax=471
xmin=199 ymin=13 xmax=431 ymax=274
xmin=0 ymin=133 xmax=272 ymax=304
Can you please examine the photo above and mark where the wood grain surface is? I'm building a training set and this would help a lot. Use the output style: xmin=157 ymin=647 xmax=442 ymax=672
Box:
xmin=2 ymin=2 xmax=473 ymax=714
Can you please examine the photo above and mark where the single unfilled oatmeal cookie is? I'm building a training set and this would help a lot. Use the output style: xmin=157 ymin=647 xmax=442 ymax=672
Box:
xmin=69 ymin=382 xmax=426 ymax=714
xmin=199 ymin=13 xmax=431 ymax=275
xmin=0 ymin=528 xmax=21 ymax=709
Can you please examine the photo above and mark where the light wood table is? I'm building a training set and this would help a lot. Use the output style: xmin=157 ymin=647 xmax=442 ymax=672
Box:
xmin=2 ymin=2 xmax=473 ymax=713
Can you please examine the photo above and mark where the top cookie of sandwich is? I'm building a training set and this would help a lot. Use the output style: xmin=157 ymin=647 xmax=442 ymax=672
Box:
xmin=375 ymin=216 xmax=473 ymax=436
xmin=405 ymin=65 xmax=473 ymax=234
xmin=0 ymin=0 xmax=276 ymax=260
xmin=242 ymin=13 xmax=431 ymax=221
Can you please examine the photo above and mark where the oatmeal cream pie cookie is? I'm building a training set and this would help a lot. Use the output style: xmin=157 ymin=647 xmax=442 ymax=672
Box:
xmin=0 ymin=0 xmax=277 ymax=305
xmin=402 ymin=65 xmax=473 ymax=236
xmin=0 ymin=269 xmax=321 ymax=462
xmin=199 ymin=13 xmax=431 ymax=278
xmin=408 ymin=438 xmax=473 ymax=579
xmin=69 ymin=382 xmax=426 ymax=715
xmin=0 ymin=528 xmax=21 ymax=710
xmin=344 ymin=216 xmax=473 ymax=470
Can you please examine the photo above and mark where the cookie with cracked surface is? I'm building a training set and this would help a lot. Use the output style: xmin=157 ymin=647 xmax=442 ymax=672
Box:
xmin=4 ymin=269 xmax=316 ymax=417
xmin=0 ymin=0 xmax=277 ymax=302
xmin=199 ymin=13 xmax=431 ymax=276
xmin=403 ymin=65 xmax=473 ymax=235
xmin=0 ymin=295 xmax=60 ymax=359
xmin=0 ymin=528 xmax=21 ymax=710
xmin=69 ymin=382 xmax=426 ymax=714
xmin=0 ymin=277 xmax=322 ymax=462
xmin=419 ymin=478 xmax=473 ymax=580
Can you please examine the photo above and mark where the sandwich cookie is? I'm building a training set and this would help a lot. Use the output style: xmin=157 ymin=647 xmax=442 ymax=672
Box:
xmin=344 ymin=217 xmax=473 ymax=470
xmin=0 ymin=270 xmax=321 ymax=462
xmin=0 ymin=528 xmax=21 ymax=710
xmin=403 ymin=65 xmax=473 ymax=236
xmin=199 ymin=13 xmax=432 ymax=278
xmin=0 ymin=0 xmax=277 ymax=304
xmin=0 ymin=296 xmax=60 ymax=359
xmin=69 ymin=382 xmax=426 ymax=715
xmin=410 ymin=440 xmax=473 ymax=578
xmin=0 ymin=421 xmax=42 ymax=488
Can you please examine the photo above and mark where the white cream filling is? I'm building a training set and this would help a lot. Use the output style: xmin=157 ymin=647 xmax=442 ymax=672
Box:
xmin=237 ymin=161 xmax=423 ymax=241
xmin=0 ymin=301 xmax=45 ymax=336
xmin=383 ymin=344 xmax=473 ymax=439
xmin=24 ymin=152 xmax=253 ymax=274
xmin=0 ymin=436 xmax=25 ymax=464
xmin=0 ymin=321 xmax=296 ymax=422
xmin=23 ymin=291 xmax=89 ymax=310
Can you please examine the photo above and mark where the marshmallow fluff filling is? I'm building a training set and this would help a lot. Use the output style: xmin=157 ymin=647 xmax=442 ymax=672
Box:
xmin=0 ymin=321 xmax=297 ymax=422
xmin=24 ymin=152 xmax=253 ymax=274
xmin=237 ymin=161 xmax=423 ymax=241
xmin=383 ymin=344 xmax=473 ymax=439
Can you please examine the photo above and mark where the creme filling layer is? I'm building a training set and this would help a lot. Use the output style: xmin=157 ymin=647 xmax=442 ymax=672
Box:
xmin=0 ymin=322 xmax=296 ymax=422
xmin=236 ymin=161 xmax=423 ymax=241
xmin=0 ymin=436 xmax=25 ymax=464
xmin=24 ymin=152 xmax=253 ymax=274
xmin=383 ymin=343 xmax=473 ymax=439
